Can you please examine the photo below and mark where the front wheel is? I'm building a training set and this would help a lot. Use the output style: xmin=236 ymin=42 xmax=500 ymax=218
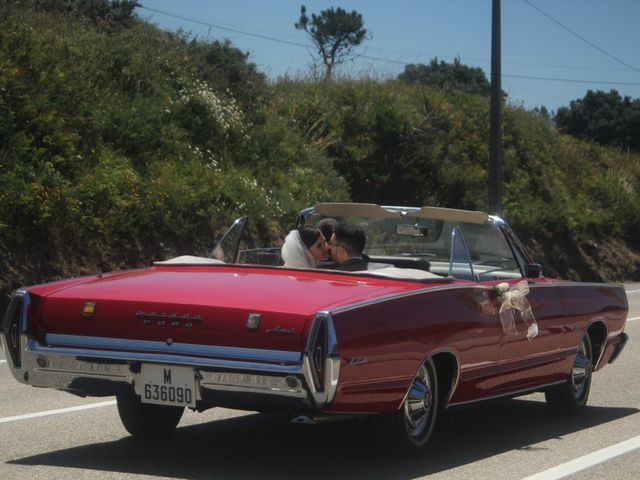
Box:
xmin=545 ymin=335 xmax=592 ymax=414
xmin=116 ymin=394 xmax=184 ymax=437
xmin=377 ymin=358 xmax=439 ymax=456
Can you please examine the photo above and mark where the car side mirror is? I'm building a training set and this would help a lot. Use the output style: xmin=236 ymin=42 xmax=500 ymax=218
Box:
xmin=524 ymin=263 xmax=543 ymax=278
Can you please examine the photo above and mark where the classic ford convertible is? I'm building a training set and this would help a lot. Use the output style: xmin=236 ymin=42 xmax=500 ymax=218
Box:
xmin=1 ymin=203 xmax=629 ymax=454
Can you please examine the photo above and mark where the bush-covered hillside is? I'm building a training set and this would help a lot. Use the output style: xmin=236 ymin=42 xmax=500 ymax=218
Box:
xmin=267 ymin=80 xmax=640 ymax=281
xmin=0 ymin=3 xmax=348 ymax=307
xmin=1 ymin=3 xmax=639 ymax=311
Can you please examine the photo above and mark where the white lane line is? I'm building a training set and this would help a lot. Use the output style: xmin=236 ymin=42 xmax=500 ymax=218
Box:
xmin=0 ymin=359 xmax=6 ymax=364
xmin=628 ymin=316 xmax=640 ymax=322
xmin=522 ymin=435 xmax=640 ymax=480
xmin=0 ymin=400 xmax=116 ymax=424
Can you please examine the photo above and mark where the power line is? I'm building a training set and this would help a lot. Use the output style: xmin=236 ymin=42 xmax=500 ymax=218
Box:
xmin=502 ymin=73 xmax=640 ymax=86
xmin=503 ymin=81 xmax=571 ymax=105
xmin=359 ymin=49 xmax=634 ymax=74
xmin=501 ymin=60 xmax=633 ymax=73
xmin=138 ymin=5 xmax=640 ymax=87
xmin=522 ymin=0 xmax=640 ymax=74
xmin=140 ymin=6 xmax=308 ymax=48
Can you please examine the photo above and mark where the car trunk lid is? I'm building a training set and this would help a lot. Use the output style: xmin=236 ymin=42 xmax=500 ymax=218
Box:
xmin=33 ymin=265 xmax=428 ymax=353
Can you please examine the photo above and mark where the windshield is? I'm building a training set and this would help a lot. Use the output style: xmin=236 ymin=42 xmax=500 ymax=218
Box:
xmin=303 ymin=211 xmax=523 ymax=280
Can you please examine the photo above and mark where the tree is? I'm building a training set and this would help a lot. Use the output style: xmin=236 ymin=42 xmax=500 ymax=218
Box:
xmin=398 ymin=58 xmax=491 ymax=96
xmin=29 ymin=0 xmax=140 ymax=30
xmin=295 ymin=5 xmax=367 ymax=81
xmin=554 ymin=89 xmax=640 ymax=152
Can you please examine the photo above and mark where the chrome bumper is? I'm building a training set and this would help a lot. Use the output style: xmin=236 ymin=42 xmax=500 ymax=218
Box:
xmin=1 ymin=292 xmax=340 ymax=410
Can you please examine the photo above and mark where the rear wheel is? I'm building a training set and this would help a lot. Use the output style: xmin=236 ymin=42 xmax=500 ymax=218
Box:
xmin=545 ymin=335 xmax=592 ymax=414
xmin=116 ymin=393 xmax=184 ymax=437
xmin=378 ymin=358 xmax=439 ymax=456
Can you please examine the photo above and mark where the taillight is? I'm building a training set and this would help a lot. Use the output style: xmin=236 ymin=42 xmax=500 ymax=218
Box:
xmin=304 ymin=312 xmax=339 ymax=400
xmin=2 ymin=291 xmax=26 ymax=367
xmin=312 ymin=321 xmax=327 ymax=389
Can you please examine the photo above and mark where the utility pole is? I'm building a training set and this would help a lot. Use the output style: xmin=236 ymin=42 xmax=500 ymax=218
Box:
xmin=489 ymin=0 xmax=502 ymax=216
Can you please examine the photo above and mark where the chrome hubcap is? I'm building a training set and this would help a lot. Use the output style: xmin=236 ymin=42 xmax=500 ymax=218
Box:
xmin=571 ymin=339 xmax=590 ymax=398
xmin=403 ymin=364 xmax=433 ymax=438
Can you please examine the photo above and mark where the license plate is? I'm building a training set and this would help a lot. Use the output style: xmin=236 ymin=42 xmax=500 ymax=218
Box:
xmin=137 ymin=364 xmax=196 ymax=407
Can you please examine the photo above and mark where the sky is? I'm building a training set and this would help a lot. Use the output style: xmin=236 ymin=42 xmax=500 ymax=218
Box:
xmin=136 ymin=0 xmax=640 ymax=112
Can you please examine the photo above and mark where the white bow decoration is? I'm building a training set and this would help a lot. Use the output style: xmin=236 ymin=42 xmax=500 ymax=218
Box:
xmin=494 ymin=281 xmax=538 ymax=340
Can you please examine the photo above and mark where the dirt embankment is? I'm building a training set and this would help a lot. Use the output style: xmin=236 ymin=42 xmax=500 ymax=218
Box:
xmin=525 ymin=235 xmax=640 ymax=283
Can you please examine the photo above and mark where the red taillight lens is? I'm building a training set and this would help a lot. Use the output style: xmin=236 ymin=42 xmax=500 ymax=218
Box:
xmin=308 ymin=317 xmax=327 ymax=389
xmin=3 ymin=293 xmax=24 ymax=367
xmin=304 ymin=313 xmax=340 ymax=406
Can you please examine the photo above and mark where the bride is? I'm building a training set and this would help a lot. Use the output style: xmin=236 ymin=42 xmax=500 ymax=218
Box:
xmin=281 ymin=225 xmax=330 ymax=268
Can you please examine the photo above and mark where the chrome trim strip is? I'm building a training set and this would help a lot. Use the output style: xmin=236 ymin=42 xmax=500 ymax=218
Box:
xmin=30 ymin=339 xmax=301 ymax=373
xmin=488 ymin=215 xmax=506 ymax=226
xmin=449 ymin=226 xmax=475 ymax=279
xmin=431 ymin=348 xmax=461 ymax=405
xmin=329 ymin=280 xmax=623 ymax=316
xmin=45 ymin=334 xmax=301 ymax=364
xmin=14 ymin=346 xmax=308 ymax=400
xmin=565 ymin=282 xmax=626 ymax=288
xmin=199 ymin=371 xmax=307 ymax=398
xmin=447 ymin=380 xmax=566 ymax=408
xmin=198 ymin=382 xmax=307 ymax=398
xmin=585 ymin=318 xmax=609 ymax=370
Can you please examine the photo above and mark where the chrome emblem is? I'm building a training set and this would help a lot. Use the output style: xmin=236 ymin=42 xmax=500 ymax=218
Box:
xmin=246 ymin=313 xmax=261 ymax=331
xmin=347 ymin=357 xmax=368 ymax=366
xmin=136 ymin=311 xmax=202 ymax=328
xmin=265 ymin=325 xmax=296 ymax=335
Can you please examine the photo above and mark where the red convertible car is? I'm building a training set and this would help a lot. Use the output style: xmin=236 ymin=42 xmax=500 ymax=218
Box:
xmin=1 ymin=203 xmax=629 ymax=454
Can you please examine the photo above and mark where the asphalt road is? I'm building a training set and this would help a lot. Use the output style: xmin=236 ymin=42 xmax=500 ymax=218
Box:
xmin=1 ymin=286 xmax=639 ymax=480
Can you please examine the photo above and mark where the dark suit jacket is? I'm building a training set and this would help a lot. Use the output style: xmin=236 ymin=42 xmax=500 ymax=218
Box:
xmin=334 ymin=256 xmax=368 ymax=272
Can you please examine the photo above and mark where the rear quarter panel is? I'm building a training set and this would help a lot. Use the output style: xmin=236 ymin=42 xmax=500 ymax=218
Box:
xmin=324 ymin=281 xmax=628 ymax=414
xmin=556 ymin=282 xmax=628 ymax=371
xmin=326 ymin=284 xmax=503 ymax=414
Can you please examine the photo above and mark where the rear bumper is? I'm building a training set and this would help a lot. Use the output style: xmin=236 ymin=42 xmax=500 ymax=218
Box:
xmin=2 ymin=332 xmax=339 ymax=411
xmin=1 ymin=292 xmax=340 ymax=412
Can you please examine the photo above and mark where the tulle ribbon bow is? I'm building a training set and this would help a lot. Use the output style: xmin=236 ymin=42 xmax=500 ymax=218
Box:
xmin=494 ymin=280 xmax=538 ymax=340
